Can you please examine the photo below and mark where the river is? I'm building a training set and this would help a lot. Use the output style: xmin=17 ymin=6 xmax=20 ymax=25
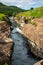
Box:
xmin=10 ymin=17 xmax=40 ymax=65
xmin=11 ymin=30 xmax=40 ymax=65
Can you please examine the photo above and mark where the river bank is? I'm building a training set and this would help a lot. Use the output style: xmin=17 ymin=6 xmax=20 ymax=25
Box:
xmin=13 ymin=17 xmax=43 ymax=59
xmin=0 ymin=21 xmax=14 ymax=65
xmin=21 ymin=18 xmax=43 ymax=58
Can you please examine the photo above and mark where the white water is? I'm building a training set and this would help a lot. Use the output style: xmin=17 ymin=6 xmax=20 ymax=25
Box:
xmin=12 ymin=27 xmax=22 ymax=34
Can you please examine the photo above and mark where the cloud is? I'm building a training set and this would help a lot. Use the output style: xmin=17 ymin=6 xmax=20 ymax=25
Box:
xmin=0 ymin=0 xmax=43 ymax=9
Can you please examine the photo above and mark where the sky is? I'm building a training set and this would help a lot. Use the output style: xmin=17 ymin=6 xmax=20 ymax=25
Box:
xmin=0 ymin=0 xmax=43 ymax=10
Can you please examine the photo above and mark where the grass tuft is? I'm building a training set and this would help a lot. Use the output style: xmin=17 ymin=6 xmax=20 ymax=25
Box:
xmin=0 ymin=13 xmax=6 ymax=20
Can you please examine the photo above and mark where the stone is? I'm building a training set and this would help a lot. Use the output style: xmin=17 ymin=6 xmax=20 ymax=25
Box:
xmin=0 ymin=38 xmax=14 ymax=64
xmin=34 ymin=60 xmax=43 ymax=65
xmin=0 ymin=21 xmax=14 ymax=65
xmin=20 ymin=17 xmax=43 ymax=58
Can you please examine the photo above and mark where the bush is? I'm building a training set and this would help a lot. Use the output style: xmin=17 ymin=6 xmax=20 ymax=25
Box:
xmin=24 ymin=17 xmax=28 ymax=24
xmin=31 ymin=22 xmax=37 ymax=26
xmin=0 ymin=14 xmax=6 ymax=20
xmin=30 ymin=8 xmax=34 ymax=10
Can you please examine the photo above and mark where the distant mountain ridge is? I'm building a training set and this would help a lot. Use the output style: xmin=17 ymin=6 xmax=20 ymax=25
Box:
xmin=0 ymin=3 xmax=24 ymax=16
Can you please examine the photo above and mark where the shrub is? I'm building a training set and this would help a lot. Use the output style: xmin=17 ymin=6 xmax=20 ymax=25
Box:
xmin=24 ymin=17 xmax=28 ymax=24
xmin=0 ymin=14 xmax=6 ymax=21
xmin=30 ymin=8 xmax=34 ymax=10
xmin=31 ymin=22 xmax=37 ymax=26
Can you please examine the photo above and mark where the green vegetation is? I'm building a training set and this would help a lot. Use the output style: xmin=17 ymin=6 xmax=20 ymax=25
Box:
xmin=4 ymin=63 xmax=8 ymax=65
xmin=0 ymin=3 xmax=24 ymax=16
xmin=0 ymin=3 xmax=24 ymax=21
xmin=0 ymin=13 xmax=6 ymax=20
xmin=15 ymin=6 xmax=43 ymax=26
xmin=31 ymin=22 xmax=37 ymax=26
xmin=16 ymin=6 xmax=43 ymax=19
xmin=24 ymin=17 xmax=29 ymax=24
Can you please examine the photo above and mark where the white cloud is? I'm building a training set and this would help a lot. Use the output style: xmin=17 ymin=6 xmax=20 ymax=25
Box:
xmin=0 ymin=0 xmax=43 ymax=9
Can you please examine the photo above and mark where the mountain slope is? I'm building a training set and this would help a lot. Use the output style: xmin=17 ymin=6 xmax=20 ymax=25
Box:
xmin=16 ymin=6 xmax=43 ymax=19
xmin=0 ymin=3 xmax=24 ymax=16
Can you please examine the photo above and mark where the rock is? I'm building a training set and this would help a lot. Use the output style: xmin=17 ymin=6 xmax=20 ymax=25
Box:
xmin=0 ymin=21 xmax=14 ymax=65
xmin=20 ymin=18 xmax=43 ymax=58
xmin=0 ymin=38 xmax=14 ymax=65
xmin=28 ymin=40 xmax=43 ymax=58
xmin=14 ymin=17 xmax=43 ymax=58
xmin=34 ymin=60 xmax=43 ymax=65
xmin=0 ymin=21 xmax=11 ymax=38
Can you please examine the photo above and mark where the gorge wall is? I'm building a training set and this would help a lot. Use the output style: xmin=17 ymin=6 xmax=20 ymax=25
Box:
xmin=0 ymin=21 xmax=14 ymax=65
xmin=14 ymin=17 xmax=43 ymax=58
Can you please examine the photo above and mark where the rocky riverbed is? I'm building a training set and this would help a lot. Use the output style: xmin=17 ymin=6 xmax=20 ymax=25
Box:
xmin=0 ymin=21 xmax=14 ymax=65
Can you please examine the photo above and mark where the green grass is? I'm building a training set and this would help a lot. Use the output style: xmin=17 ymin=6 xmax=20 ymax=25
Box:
xmin=0 ymin=13 xmax=6 ymax=20
xmin=16 ymin=6 xmax=43 ymax=19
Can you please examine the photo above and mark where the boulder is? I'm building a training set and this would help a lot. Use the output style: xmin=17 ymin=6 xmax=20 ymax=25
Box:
xmin=0 ymin=21 xmax=14 ymax=65
xmin=0 ymin=38 xmax=14 ymax=65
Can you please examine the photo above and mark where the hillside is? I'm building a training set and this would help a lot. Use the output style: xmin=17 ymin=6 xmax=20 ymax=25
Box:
xmin=0 ymin=3 xmax=24 ymax=16
xmin=16 ymin=6 xmax=43 ymax=19
xmin=14 ymin=6 xmax=43 ymax=58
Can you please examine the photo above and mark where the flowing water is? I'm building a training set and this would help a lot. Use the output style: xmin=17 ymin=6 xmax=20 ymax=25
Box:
xmin=11 ymin=31 xmax=39 ymax=65
xmin=10 ymin=17 xmax=39 ymax=65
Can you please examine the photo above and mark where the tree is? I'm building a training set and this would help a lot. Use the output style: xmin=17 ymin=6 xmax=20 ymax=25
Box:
xmin=30 ymin=8 xmax=34 ymax=10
